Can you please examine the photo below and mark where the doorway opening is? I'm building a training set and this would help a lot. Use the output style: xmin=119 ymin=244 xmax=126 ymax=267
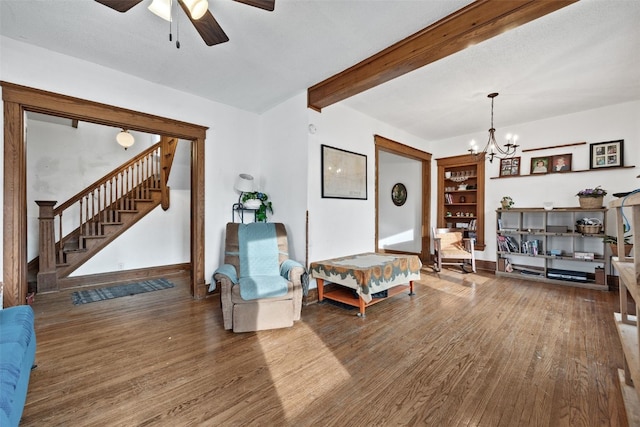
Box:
xmin=375 ymin=135 xmax=431 ymax=262
xmin=2 ymin=82 xmax=207 ymax=307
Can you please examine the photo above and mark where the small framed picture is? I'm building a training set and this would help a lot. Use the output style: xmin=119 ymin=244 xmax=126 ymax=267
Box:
xmin=549 ymin=154 xmax=572 ymax=173
xmin=499 ymin=157 xmax=520 ymax=177
xmin=391 ymin=183 xmax=407 ymax=206
xmin=530 ymin=156 xmax=549 ymax=174
xmin=590 ymin=139 xmax=624 ymax=169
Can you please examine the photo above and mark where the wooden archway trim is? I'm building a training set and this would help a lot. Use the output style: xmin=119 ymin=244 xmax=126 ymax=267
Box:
xmin=374 ymin=135 xmax=431 ymax=261
xmin=1 ymin=81 xmax=208 ymax=307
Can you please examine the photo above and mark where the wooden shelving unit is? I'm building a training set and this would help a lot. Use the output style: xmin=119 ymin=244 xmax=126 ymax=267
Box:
xmin=610 ymin=191 xmax=640 ymax=425
xmin=436 ymin=153 xmax=485 ymax=250
xmin=490 ymin=165 xmax=635 ymax=179
xmin=495 ymin=207 xmax=608 ymax=290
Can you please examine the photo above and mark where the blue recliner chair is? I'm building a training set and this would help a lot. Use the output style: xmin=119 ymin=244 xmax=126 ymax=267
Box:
xmin=212 ymin=222 xmax=304 ymax=333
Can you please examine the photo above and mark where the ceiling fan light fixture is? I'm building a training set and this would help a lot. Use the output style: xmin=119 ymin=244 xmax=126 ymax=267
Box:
xmin=148 ymin=0 xmax=172 ymax=21
xmin=116 ymin=129 xmax=135 ymax=150
xmin=182 ymin=0 xmax=209 ymax=20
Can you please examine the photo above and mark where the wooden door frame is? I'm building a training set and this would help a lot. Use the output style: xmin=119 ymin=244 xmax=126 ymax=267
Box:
xmin=374 ymin=135 xmax=431 ymax=261
xmin=2 ymin=81 xmax=208 ymax=307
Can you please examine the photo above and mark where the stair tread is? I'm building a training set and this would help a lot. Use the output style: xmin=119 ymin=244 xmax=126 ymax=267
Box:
xmin=82 ymin=235 xmax=107 ymax=240
xmin=64 ymin=248 xmax=86 ymax=253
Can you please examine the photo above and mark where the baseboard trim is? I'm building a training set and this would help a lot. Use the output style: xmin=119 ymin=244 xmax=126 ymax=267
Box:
xmin=57 ymin=263 xmax=191 ymax=290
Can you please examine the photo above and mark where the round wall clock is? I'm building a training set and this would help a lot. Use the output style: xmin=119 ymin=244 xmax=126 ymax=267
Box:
xmin=391 ymin=183 xmax=407 ymax=206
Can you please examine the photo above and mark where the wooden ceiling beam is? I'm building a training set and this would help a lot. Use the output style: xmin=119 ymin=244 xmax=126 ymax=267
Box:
xmin=307 ymin=0 xmax=578 ymax=112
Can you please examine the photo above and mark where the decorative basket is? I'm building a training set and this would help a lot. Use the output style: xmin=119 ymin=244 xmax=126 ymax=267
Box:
xmin=578 ymin=196 xmax=604 ymax=209
xmin=576 ymin=217 xmax=602 ymax=234
xmin=242 ymin=199 xmax=262 ymax=209
xmin=577 ymin=224 xmax=601 ymax=234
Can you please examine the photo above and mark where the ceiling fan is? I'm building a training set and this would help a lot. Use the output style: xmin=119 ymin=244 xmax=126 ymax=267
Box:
xmin=95 ymin=0 xmax=275 ymax=46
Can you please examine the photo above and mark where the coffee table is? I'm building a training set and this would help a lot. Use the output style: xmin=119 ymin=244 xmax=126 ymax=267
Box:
xmin=310 ymin=252 xmax=422 ymax=317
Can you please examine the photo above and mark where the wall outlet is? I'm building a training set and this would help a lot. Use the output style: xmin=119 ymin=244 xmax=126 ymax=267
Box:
xmin=118 ymin=262 xmax=124 ymax=271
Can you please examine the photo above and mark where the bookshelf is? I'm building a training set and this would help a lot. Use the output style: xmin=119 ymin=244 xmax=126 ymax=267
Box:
xmin=436 ymin=153 xmax=485 ymax=250
xmin=610 ymin=192 xmax=640 ymax=424
xmin=495 ymin=207 xmax=608 ymax=290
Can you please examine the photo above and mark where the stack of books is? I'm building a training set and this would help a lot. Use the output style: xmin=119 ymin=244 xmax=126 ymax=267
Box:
xmin=522 ymin=239 xmax=543 ymax=255
xmin=497 ymin=235 xmax=519 ymax=252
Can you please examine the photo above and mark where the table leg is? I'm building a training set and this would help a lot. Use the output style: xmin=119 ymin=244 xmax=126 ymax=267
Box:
xmin=409 ymin=280 xmax=415 ymax=296
xmin=357 ymin=295 xmax=366 ymax=318
xmin=317 ymin=278 xmax=325 ymax=302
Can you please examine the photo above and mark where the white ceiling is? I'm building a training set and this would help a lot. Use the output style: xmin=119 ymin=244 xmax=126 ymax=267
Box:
xmin=1 ymin=0 xmax=639 ymax=141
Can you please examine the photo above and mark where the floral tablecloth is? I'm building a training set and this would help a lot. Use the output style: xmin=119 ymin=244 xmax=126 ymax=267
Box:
xmin=310 ymin=252 xmax=422 ymax=303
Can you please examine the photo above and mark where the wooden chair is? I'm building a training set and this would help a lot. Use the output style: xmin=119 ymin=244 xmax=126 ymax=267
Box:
xmin=432 ymin=228 xmax=476 ymax=273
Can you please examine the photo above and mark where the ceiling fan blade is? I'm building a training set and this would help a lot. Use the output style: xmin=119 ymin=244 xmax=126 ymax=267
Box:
xmin=178 ymin=3 xmax=229 ymax=46
xmin=233 ymin=0 xmax=275 ymax=12
xmin=95 ymin=0 xmax=143 ymax=13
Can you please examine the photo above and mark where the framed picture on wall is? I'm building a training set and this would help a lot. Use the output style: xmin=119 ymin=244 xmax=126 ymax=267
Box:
xmin=499 ymin=157 xmax=520 ymax=177
xmin=530 ymin=156 xmax=550 ymax=174
xmin=549 ymin=154 xmax=572 ymax=173
xmin=391 ymin=183 xmax=407 ymax=206
xmin=321 ymin=144 xmax=367 ymax=199
xmin=590 ymin=139 xmax=624 ymax=169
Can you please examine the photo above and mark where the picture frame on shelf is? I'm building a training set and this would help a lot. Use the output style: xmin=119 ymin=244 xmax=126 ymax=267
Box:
xmin=321 ymin=144 xmax=367 ymax=199
xmin=499 ymin=157 xmax=520 ymax=177
xmin=590 ymin=139 xmax=624 ymax=169
xmin=549 ymin=153 xmax=572 ymax=173
xmin=530 ymin=156 xmax=550 ymax=174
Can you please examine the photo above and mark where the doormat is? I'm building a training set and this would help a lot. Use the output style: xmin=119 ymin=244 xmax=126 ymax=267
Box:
xmin=71 ymin=278 xmax=175 ymax=305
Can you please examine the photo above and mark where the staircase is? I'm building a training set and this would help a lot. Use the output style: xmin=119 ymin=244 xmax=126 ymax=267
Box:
xmin=33 ymin=136 xmax=178 ymax=292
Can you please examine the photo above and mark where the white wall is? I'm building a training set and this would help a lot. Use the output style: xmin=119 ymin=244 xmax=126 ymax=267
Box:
xmin=378 ymin=151 xmax=422 ymax=252
xmin=431 ymin=100 xmax=640 ymax=261
xmin=0 ymin=36 xmax=262 ymax=288
xmin=259 ymin=92 xmax=309 ymax=263
xmin=306 ymin=103 xmax=431 ymax=267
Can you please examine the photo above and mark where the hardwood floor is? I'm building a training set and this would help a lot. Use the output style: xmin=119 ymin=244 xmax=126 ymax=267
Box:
xmin=21 ymin=269 xmax=627 ymax=426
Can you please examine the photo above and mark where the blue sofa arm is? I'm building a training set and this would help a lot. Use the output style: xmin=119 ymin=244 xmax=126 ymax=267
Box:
xmin=0 ymin=305 xmax=36 ymax=427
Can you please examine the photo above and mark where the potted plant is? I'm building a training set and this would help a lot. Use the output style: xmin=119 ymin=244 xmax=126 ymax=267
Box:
xmin=500 ymin=196 xmax=514 ymax=209
xmin=603 ymin=234 xmax=633 ymax=257
xmin=576 ymin=186 xmax=607 ymax=209
xmin=241 ymin=191 xmax=273 ymax=222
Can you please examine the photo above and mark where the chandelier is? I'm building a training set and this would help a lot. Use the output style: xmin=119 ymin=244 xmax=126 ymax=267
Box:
xmin=468 ymin=92 xmax=519 ymax=163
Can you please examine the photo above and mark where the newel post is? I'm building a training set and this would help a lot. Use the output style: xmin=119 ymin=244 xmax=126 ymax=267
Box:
xmin=36 ymin=200 xmax=58 ymax=293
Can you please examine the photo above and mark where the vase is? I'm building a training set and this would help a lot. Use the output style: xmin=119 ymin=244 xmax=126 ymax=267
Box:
xmin=243 ymin=199 xmax=261 ymax=209
xmin=578 ymin=196 xmax=603 ymax=209
xmin=610 ymin=243 xmax=633 ymax=258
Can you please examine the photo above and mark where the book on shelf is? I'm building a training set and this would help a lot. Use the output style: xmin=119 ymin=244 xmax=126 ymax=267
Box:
xmin=444 ymin=193 xmax=453 ymax=204
xmin=497 ymin=235 xmax=520 ymax=252
xmin=521 ymin=239 xmax=543 ymax=255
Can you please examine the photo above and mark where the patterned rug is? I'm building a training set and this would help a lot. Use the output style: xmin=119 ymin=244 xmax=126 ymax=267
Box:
xmin=71 ymin=278 xmax=175 ymax=305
